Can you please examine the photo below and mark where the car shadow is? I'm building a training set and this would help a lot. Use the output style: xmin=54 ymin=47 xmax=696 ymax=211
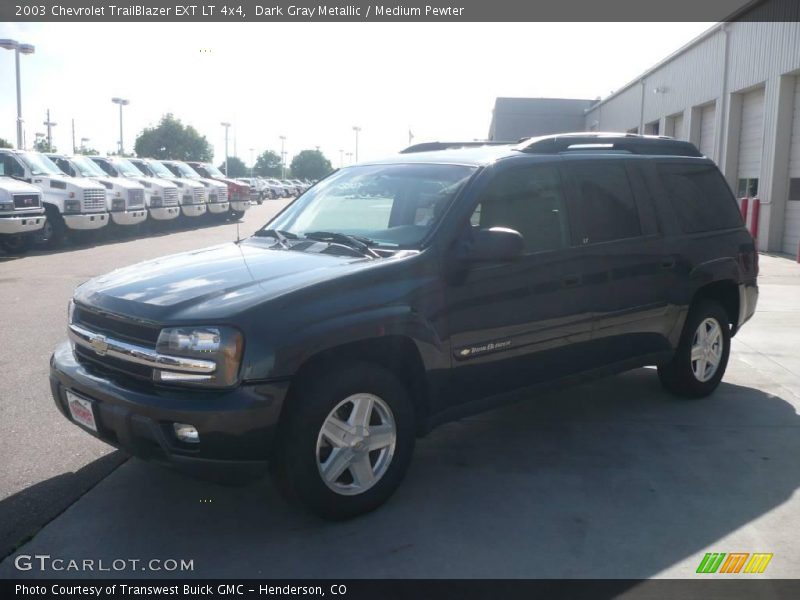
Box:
xmin=1 ymin=368 xmax=798 ymax=580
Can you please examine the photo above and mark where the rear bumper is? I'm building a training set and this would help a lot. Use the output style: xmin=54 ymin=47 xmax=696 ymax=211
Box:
xmin=110 ymin=209 xmax=148 ymax=226
xmin=737 ymin=282 xmax=759 ymax=331
xmin=50 ymin=341 xmax=289 ymax=480
xmin=64 ymin=212 xmax=108 ymax=230
xmin=0 ymin=213 xmax=46 ymax=234
xmin=149 ymin=206 xmax=181 ymax=221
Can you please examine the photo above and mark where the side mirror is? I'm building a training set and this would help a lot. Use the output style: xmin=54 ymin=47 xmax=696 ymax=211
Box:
xmin=466 ymin=227 xmax=525 ymax=262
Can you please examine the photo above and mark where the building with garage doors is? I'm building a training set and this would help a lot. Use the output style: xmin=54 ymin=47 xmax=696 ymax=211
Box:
xmin=491 ymin=0 xmax=800 ymax=254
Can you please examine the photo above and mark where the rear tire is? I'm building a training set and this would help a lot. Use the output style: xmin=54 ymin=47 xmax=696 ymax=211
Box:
xmin=658 ymin=300 xmax=731 ymax=398
xmin=271 ymin=361 xmax=415 ymax=520
xmin=0 ymin=233 xmax=33 ymax=255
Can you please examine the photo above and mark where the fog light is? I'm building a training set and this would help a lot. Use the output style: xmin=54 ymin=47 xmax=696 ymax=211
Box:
xmin=173 ymin=423 xmax=199 ymax=443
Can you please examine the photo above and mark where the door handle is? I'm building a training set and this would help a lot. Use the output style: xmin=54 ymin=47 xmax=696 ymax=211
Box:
xmin=661 ymin=257 xmax=676 ymax=270
xmin=562 ymin=274 xmax=581 ymax=288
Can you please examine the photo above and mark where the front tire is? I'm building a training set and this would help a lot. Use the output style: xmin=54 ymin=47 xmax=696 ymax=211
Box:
xmin=658 ymin=300 xmax=731 ymax=398
xmin=38 ymin=206 xmax=66 ymax=248
xmin=271 ymin=361 xmax=415 ymax=520
xmin=0 ymin=233 xmax=33 ymax=255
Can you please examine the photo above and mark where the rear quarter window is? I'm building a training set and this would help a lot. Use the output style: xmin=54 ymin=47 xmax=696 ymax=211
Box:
xmin=657 ymin=162 xmax=743 ymax=233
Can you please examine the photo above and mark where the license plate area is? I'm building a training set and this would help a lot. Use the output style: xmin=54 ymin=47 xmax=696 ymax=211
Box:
xmin=66 ymin=390 xmax=98 ymax=432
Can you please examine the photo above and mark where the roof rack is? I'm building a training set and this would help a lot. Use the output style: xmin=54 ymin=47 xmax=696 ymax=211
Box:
xmin=517 ymin=132 xmax=703 ymax=157
xmin=400 ymin=140 xmax=517 ymax=154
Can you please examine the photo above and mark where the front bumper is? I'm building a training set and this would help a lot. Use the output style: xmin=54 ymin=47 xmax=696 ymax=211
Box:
xmin=0 ymin=213 xmax=46 ymax=234
xmin=208 ymin=201 xmax=231 ymax=214
xmin=149 ymin=206 xmax=181 ymax=221
xmin=110 ymin=209 xmax=148 ymax=226
xmin=50 ymin=341 xmax=289 ymax=479
xmin=63 ymin=212 xmax=108 ymax=230
xmin=181 ymin=204 xmax=207 ymax=217
xmin=230 ymin=201 xmax=249 ymax=212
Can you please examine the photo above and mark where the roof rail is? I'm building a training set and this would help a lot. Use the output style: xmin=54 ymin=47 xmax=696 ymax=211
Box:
xmin=400 ymin=140 xmax=517 ymax=154
xmin=518 ymin=132 xmax=703 ymax=157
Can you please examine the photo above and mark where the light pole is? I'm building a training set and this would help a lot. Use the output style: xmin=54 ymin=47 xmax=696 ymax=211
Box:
xmin=352 ymin=126 xmax=361 ymax=163
xmin=220 ymin=122 xmax=231 ymax=175
xmin=80 ymin=137 xmax=90 ymax=154
xmin=249 ymin=148 xmax=255 ymax=177
xmin=339 ymin=149 xmax=343 ymax=168
xmin=0 ymin=39 xmax=35 ymax=149
xmin=111 ymin=97 xmax=130 ymax=155
xmin=43 ymin=109 xmax=57 ymax=150
xmin=279 ymin=135 xmax=286 ymax=179
xmin=346 ymin=152 xmax=353 ymax=165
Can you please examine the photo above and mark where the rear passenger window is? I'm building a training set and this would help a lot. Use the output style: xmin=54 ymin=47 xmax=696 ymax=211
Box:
xmin=658 ymin=162 xmax=743 ymax=233
xmin=472 ymin=164 xmax=568 ymax=254
xmin=563 ymin=162 xmax=641 ymax=245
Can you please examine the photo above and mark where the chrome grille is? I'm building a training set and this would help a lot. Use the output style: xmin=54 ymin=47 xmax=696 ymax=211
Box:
xmin=192 ymin=188 xmax=205 ymax=204
xmin=83 ymin=188 xmax=107 ymax=212
xmin=128 ymin=189 xmax=144 ymax=208
xmin=13 ymin=194 xmax=41 ymax=210
xmin=218 ymin=187 xmax=228 ymax=203
xmin=163 ymin=188 xmax=179 ymax=206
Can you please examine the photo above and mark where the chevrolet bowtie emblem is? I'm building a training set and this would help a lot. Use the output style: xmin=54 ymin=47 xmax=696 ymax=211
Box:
xmin=89 ymin=334 xmax=109 ymax=356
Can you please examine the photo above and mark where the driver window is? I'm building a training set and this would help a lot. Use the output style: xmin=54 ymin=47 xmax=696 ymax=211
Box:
xmin=470 ymin=164 xmax=568 ymax=254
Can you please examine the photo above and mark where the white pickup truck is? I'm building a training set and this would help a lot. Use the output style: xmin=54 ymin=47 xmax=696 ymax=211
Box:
xmin=0 ymin=149 xmax=108 ymax=247
xmin=0 ymin=176 xmax=46 ymax=254
xmin=159 ymin=160 xmax=230 ymax=217
xmin=127 ymin=158 xmax=208 ymax=219
xmin=88 ymin=156 xmax=181 ymax=223
xmin=47 ymin=154 xmax=148 ymax=229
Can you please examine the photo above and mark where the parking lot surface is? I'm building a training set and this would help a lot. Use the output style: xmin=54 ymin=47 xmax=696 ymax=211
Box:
xmin=1 ymin=221 xmax=799 ymax=578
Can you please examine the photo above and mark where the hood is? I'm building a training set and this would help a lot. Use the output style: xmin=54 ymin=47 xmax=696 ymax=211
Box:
xmin=196 ymin=177 xmax=227 ymax=191
xmin=93 ymin=176 xmax=143 ymax=191
xmin=32 ymin=175 xmax=104 ymax=191
xmin=0 ymin=176 xmax=41 ymax=195
xmin=166 ymin=177 xmax=204 ymax=190
xmin=74 ymin=241 xmax=373 ymax=323
xmin=131 ymin=176 xmax=178 ymax=191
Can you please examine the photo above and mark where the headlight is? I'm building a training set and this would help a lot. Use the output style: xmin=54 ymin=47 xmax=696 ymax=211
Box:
xmin=67 ymin=299 xmax=75 ymax=324
xmin=154 ymin=326 xmax=243 ymax=388
xmin=64 ymin=199 xmax=81 ymax=213
xmin=0 ymin=201 xmax=13 ymax=211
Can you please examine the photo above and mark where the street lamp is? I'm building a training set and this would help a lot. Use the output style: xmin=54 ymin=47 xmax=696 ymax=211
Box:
xmin=279 ymin=135 xmax=286 ymax=179
xmin=0 ymin=39 xmax=35 ymax=149
xmin=111 ymin=97 xmax=130 ymax=155
xmin=43 ymin=109 xmax=56 ymax=150
xmin=339 ymin=149 xmax=343 ymax=168
xmin=249 ymin=147 xmax=255 ymax=177
xmin=346 ymin=152 xmax=353 ymax=165
xmin=80 ymin=137 xmax=90 ymax=153
xmin=220 ymin=122 xmax=231 ymax=175
xmin=352 ymin=126 xmax=361 ymax=163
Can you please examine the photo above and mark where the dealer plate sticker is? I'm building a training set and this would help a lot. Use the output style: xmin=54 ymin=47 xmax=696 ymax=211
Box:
xmin=66 ymin=391 xmax=97 ymax=432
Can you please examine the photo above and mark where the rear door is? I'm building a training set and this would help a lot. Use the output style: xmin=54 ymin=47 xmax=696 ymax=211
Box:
xmin=560 ymin=156 xmax=675 ymax=363
xmin=444 ymin=160 xmax=593 ymax=404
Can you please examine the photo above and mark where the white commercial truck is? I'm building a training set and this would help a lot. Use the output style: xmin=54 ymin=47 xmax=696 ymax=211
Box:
xmin=159 ymin=160 xmax=230 ymax=217
xmin=0 ymin=175 xmax=46 ymax=254
xmin=47 ymin=154 xmax=148 ymax=229
xmin=0 ymin=149 xmax=108 ymax=247
xmin=126 ymin=158 xmax=208 ymax=219
xmin=88 ymin=156 xmax=181 ymax=223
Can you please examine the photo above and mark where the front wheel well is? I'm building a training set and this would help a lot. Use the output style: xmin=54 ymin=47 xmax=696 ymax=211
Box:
xmin=691 ymin=280 xmax=740 ymax=333
xmin=284 ymin=336 xmax=430 ymax=434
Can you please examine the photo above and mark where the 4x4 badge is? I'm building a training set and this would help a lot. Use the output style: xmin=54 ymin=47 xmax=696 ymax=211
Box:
xmin=89 ymin=334 xmax=109 ymax=356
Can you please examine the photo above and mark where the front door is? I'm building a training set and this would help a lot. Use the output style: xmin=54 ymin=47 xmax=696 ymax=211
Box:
xmin=442 ymin=161 xmax=593 ymax=407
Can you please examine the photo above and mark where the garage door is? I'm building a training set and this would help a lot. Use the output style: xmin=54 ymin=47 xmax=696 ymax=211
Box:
xmin=737 ymin=88 xmax=765 ymax=182
xmin=783 ymin=77 xmax=800 ymax=255
xmin=672 ymin=114 xmax=684 ymax=139
xmin=698 ymin=104 xmax=716 ymax=159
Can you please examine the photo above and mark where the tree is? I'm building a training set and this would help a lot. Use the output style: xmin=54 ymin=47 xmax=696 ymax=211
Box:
xmin=33 ymin=138 xmax=55 ymax=153
xmin=78 ymin=147 xmax=99 ymax=156
xmin=290 ymin=149 xmax=333 ymax=181
xmin=253 ymin=150 xmax=283 ymax=177
xmin=0 ymin=138 xmax=12 ymax=149
xmin=134 ymin=113 xmax=213 ymax=161
xmin=218 ymin=156 xmax=248 ymax=178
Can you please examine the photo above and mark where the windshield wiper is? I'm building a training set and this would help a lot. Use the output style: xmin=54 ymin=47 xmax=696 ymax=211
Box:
xmin=252 ymin=228 xmax=298 ymax=249
xmin=303 ymin=231 xmax=381 ymax=258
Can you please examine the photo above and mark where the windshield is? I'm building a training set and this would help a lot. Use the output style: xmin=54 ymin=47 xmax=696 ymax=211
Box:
xmin=71 ymin=156 xmax=107 ymax=177
xmin=20 ymin=152 xmax=64 ymax=176
xmin=145 ymin=160 xmax=175 ymax=179
xmin=115 ymin=159 xmax=146 ymax=177
xmin=167 ymin=161 xmax=201 ymax=179
xmin=267 ymin=163 xmax=475 ymax=248
xmin=200 ymin=163 xmax=226 ymax=178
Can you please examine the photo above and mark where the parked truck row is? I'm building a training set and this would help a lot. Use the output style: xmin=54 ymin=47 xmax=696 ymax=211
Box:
xmin=0 ymin=149 xmax=306 ymax=254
